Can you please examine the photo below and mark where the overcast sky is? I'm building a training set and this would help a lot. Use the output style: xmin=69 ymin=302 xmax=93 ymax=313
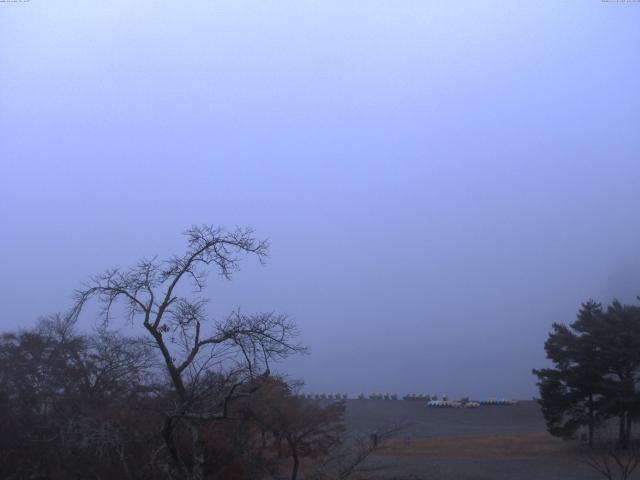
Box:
xmin=1 ymin=1 xmax=639 ymax=399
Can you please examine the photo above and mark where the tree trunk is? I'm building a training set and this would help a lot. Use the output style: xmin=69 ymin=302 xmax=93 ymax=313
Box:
xmin=626 ymin=413 xmax=633 ymax=447
xmin=588 ymin=393 xmax=594 ymax=449
xmin=286 ymin=434 xmax=299 ymax=480
xmin=190 ymin=423 xmax=206 ymax=480
xmin=619 ymin=413 xmax=630 ymax=449
xmin=290 ymin=450 xmax=299 ymax=480
xmin=163 ymin=416 xmax=189 ymax=480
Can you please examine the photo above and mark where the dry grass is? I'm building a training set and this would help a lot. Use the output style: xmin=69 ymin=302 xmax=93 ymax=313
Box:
xmin=380 ymin=432 xmax=577 ymax=461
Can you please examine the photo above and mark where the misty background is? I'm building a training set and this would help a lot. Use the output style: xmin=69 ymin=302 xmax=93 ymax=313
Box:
xmin=1 ymin=1 xmax=639 ymax=399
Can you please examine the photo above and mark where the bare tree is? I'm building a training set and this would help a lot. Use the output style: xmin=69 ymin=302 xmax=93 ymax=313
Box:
xmin=582 ymin=441 xmax=640 ymax=480
xmin=69 ymin=225 xmax=304 ymax=480
xmin=0 ymin=314 xmax=160 ymax=480
xmin=308 ymin=423 xmax=406 ymax=480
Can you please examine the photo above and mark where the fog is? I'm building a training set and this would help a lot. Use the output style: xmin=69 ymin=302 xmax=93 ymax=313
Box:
xmin=1 ymin=1 xmax=639 ymax=399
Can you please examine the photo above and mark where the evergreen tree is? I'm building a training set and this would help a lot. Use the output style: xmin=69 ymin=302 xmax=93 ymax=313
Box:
xmin=534 ymin=300 xmax=640 ymax=447
xmin=587 ymin=300 xmax=640 ymax=448
xmin=534 ymin=301 xmax=606 ymax=447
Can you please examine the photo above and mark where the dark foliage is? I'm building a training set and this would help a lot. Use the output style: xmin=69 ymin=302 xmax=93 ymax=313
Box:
xmin=534 ymin=299 xmax=640 ymax=448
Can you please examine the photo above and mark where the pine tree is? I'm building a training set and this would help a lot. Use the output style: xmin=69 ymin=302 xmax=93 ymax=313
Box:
xmin=534 ymin=301 xmax=606 ymax=447
xmin=587 ymin=301 xmax=640 ymax=448
xmin=535 ymin=299 xmax=640 ymax=448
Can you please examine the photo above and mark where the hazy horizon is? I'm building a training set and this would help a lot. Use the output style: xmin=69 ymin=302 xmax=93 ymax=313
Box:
xmin=2 ymin=1 xmax=640 ymax=399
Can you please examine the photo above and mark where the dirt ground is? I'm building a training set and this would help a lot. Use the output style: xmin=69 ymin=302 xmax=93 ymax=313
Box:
xmin=343 ymin=399 xmax=634 ymax=480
